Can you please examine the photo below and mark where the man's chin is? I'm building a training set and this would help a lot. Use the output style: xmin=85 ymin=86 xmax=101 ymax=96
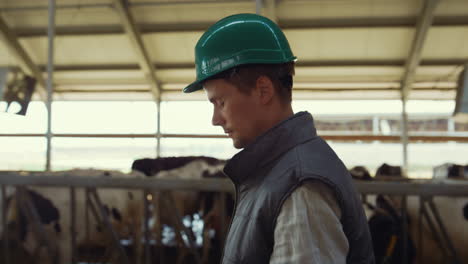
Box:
xmin=232 ymin=139 xmax=246 ymax=149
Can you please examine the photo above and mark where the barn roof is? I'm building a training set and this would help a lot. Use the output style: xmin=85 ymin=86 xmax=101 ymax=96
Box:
xmin=0 ymin=0 xmax=467 ymax=101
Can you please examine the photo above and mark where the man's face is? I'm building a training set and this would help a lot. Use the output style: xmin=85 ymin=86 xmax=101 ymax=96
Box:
xmin=204 ymin=79 xmax=262 ymax=149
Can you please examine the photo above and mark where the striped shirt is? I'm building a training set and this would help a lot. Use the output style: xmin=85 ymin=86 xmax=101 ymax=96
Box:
xmin=270 ymin=182 xmax=349 ymax=264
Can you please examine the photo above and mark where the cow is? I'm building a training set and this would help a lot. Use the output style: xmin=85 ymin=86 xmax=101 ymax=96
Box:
xmin=1 ymin=188 xmax=61 ymax=264
xmin=131 ymin=156 xmax=233 ymax=264
xmin=433 ymin=163 xmax=468 ymax=180
xmin=0 ymin=169 xmax=145 ymax=264
xmin=405 ymin=195 xmax=468 ymax=263
xmin=0 ymin=157 xmax=232 ymax=264
xmin=367 ymin=195 xmax=416 ymax=264
xmin=357 ymin=164 xmax=468 ymax=264
xmin=131 ymin=156 xmax=224 ymax=177
xmin=349 ymin=166 xmax=372 ymax=181
xmin=376 ymin=163 xmax=403 ymax=178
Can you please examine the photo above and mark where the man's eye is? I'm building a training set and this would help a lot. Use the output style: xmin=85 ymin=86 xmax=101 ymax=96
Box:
xmin=219 ymin=101 xmax=225 ymax=107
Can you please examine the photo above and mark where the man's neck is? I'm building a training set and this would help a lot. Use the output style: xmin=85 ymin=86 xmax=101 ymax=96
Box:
xmin=260 ymin=105 xmax=294 ymax=135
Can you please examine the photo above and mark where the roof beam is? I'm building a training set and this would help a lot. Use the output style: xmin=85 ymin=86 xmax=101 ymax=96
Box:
xmin=0 ymin=1 xmax=251 ymax=12
xmin=256 ymin=0 xmax=277 ymax=22
xmin=30 ymin=59 xmax=466 ymax=72
xmin=0 ymin=14 xmax=47 ymax=100
xmin=111 ymin=0 xmax=160 ymax=101
xmin=401 ymin=0 xmax=440 ymax=100
xmin=280 ymin=16 xmax=468 ymax=29
xmin=53 ymin=88 xmax=455 ymax=93
xmin=14 ymin=16 xmax=468 ymax=37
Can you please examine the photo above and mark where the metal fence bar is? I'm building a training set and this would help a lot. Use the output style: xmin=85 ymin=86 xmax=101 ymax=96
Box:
xmin=70 ymin=187 xmax=77 ymax=264
xmin=85 ymin=188 xmax=90 ymax=243
xmin=418 ymin=197 xmax=424 ymax=264
xmin=427 ymin=199 xmax=462 ymax=264
xmin=401 ymin=195 xmax=408 ymax=264
xmin=0 ymin=173 xmax=466 ymax=264
xmin=0 ymin=174 xmax=235 ymax=192
xmin=153 ymin=192 xmax=165 ymax=264
xmin=162 ymin=191 xmax=200 ymax=264
xmin=1 ymin=185 xmax=9 ymax=264
xmin=143 ymin=190 xmax=151 ymax=264
xmin=88 ymin=188 xmax=130 ymax=264
xmin=45 ymin=0 xmax=56 ymax=172
xmin=421 ymin=198 xmax=447 ymax=257
xmin=0 ymin=174 xmax=467 ymax=197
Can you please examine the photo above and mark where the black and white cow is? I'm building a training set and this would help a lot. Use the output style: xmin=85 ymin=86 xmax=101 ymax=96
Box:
xmin=349 ymin=166 xmax=372 ymax=181
xmin=1 ymin=188 xmax=61 ymax=264
xmin=376 ymin=163 xmax=403 ymax=177
xmin=357 ymin=164 xmax=468 ymax=264
xmin=132 ymin=156 xmax=233 ymax=264
xmin=0 ymin=169 xmax=145 ymax=264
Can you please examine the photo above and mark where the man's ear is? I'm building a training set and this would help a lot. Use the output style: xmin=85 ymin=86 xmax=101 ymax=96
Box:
xmin=255 ymin=75 xmax=274 ymax=105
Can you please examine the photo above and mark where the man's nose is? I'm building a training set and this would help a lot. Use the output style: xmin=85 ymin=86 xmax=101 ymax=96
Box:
xmin=212 ymin=109 xmax=225 ymax=126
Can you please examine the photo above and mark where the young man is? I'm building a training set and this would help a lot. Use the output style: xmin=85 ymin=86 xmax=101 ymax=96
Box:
xmin=184 ymin=14 xmax=374 ymax=264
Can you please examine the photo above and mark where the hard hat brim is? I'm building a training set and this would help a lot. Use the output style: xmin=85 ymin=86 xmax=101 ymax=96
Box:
xmin=183 ymin=80 xmax=203 ymax=93
xmin=183 ymin=55 xmax=297 ymax=94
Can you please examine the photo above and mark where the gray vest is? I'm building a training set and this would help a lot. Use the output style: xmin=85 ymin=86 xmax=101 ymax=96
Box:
xmin=222 ymin=112 xmax=374 ymax=264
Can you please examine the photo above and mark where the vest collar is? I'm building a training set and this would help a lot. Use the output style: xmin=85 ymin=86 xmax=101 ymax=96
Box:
xmin=224 ymin=111 xmax=317 ymax=185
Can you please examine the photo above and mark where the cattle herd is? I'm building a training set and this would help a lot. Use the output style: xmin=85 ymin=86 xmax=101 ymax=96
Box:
xmin=350 ymin=163 xmax=468 ymax=264
xmin=0 ymin=157 xmax=467 ymax=264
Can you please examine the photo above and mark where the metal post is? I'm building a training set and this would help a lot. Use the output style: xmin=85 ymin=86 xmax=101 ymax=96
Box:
xmin=427 ymin=199 xmax=461 ymax=264
xmin=255 ymin=0 xmax=262 ymax=15
xmin=45 ymin=0 xmax=56 ymax=171
xmin=372 ymin=116 xmax=380 ymax=135
xmin=162 ymin=192 xmax=200 ymax=263
xmin=401 ymin=195 xmax=407 ymax=264
xmin=421 ymin=198 xmax=447 ymax=256
xmin=154 ymin=192 xmax=164 ymax=264
xmin=418 ymin=197 xmax=424 ymax=264
xmin=401 ymin=98 xmax=409 ymax=176
xmin=88 ymin=188 xmax=130 ymax=264
xmin=1 ymin=185 xmax=9 ymax=264
xmin=143 ymin=190 xmax=151 ymax=264
xmin=70 ymin=187 xmax=77 ymax=264
xmin=156 ymin=96 xmax=161 ymax=157
xmin=448 ymin=118 xmax=455 ymax=133
xmin=85 ymin=188 xmax=90 ymax=243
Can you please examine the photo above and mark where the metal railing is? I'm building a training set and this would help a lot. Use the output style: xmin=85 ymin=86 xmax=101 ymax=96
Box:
xmin=0 ymin=172 xmax=467 ymax=264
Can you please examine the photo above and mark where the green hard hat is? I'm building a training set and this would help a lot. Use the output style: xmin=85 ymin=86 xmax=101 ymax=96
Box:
xmin=183 ymin=13 xmax=296 ymax=93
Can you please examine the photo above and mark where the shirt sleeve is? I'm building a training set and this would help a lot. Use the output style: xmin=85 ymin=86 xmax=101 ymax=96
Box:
xmin=269 ymin=181 xmax=349 ymax=264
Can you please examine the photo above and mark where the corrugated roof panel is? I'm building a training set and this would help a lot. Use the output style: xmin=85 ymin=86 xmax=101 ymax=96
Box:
xmin=422 ymin=26 xmax=468 ymax=60
xmin=144 ymin=32 xmax=201 ymax=64
xmin=132 ymin=1 xmax=254 ymax=24
xmin=286 ymin=28 xmax=413 ymax=61
xmin=0 ymin=40 xmax=18 ymax=67
xmin=434 ymin=0 xmax=468 ymax=17
xmin=0 ymin=3 xmax=117 ymax=28
xmin=415 ymin=65 xmax=463 ymax=82
xmin=295 ymin=66 xmax=404 ymax=82
xmin=156 ymin=68 xmax=195 ymax=83
xmin=18 ymin=35 xmax=138 ymax=65
xmin=278 ymin=0 xmax=421 ymax=21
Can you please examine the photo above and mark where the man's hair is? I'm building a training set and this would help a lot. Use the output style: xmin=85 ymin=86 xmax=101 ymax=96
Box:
xmin=205 ymin=62 xmax=295 ymax=104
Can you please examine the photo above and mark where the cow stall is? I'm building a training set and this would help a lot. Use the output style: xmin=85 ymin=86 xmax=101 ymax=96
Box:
xmin=0 ymin=171 xmax=467 ymax=264
xmin=0 ymin=164 xmax=233 ymax=264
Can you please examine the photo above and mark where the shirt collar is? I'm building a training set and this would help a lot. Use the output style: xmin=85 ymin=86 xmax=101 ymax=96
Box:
xmin=224 ymin=111 xmax=318 ymax=185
